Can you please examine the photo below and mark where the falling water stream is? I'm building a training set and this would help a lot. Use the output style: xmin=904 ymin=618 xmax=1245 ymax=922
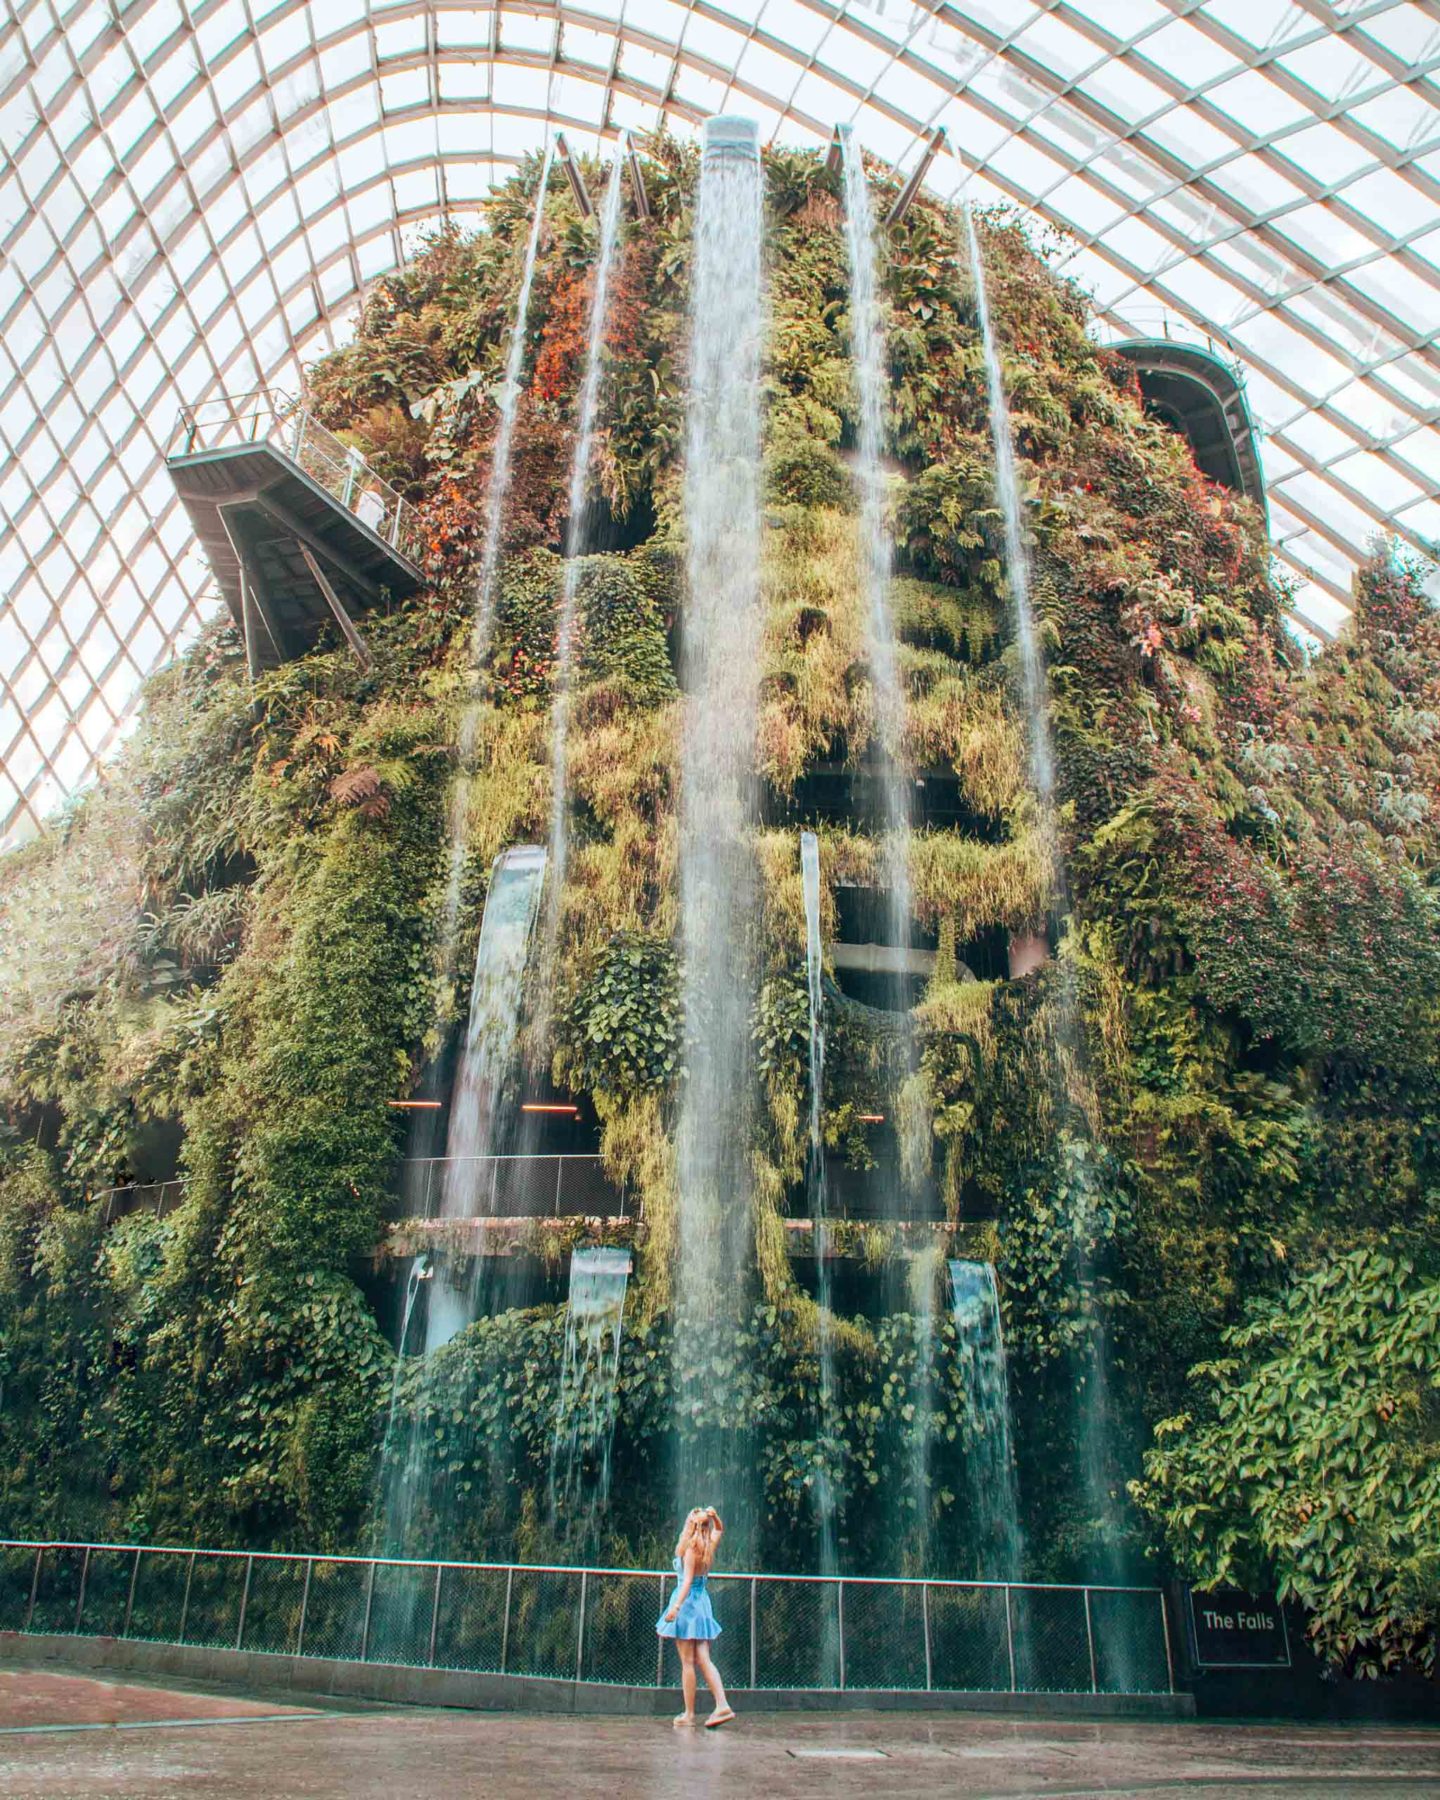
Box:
xmin=838 ymin=128 xmax=916 ymax=996
xmin=673 ymin=116 xmax=766 ymax=1550
xmin=949 ymin=1260 xmax=1023 ymax=1578
xmin=547 ymin=145 xmax=628 ymax=933
xmin=550 ymin=1247 xmax=633 ymax=1543
xmin=801 ymin=834 xmax=841 ymax=1621
xmin=473 ymin=142 xmax=559 ymax=664
xmin=378 ymin=847 xmax=547 ymax=1554
xmin=410 ymin=148 xmax=556 ymax=1196
xmin=965 ymin=207 xmax=1123 ymax=1586
xmin=840 ymin=127 xmax=946 ymax=1573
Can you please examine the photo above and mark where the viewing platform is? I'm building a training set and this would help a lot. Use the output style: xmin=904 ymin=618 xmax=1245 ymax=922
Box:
xmin=165 ymin=390 xmax=424 ymax=677
xmin=1111 ymin=336 xmax=1268 ymax=521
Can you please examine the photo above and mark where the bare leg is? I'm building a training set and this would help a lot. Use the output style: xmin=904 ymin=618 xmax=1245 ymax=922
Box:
xmin=697 ymin=1644 xmax=735 ymax=1725
xmin=675 ymin=1639 xmax=698 ymax=1723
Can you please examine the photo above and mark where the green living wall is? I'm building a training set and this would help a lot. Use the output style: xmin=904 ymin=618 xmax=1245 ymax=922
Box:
xmin=1 ymin=139 xmax=1437 ymax=1678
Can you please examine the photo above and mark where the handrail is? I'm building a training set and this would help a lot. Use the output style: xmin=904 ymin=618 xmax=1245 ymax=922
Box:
xmin=0 ymin=1537 xmax=1159 ymax=1594
xmin=0 ymin=1536 xmax=1177 ymax=1695
xmin=168 ymin=390 xmax=422 ymax=569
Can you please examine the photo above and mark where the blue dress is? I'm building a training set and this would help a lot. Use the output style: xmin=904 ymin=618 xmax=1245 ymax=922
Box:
xmin=656 ymin=1555 xmax=722 ymax=1641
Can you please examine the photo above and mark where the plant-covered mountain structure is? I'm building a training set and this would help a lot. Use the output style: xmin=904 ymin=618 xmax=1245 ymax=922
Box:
xmin=2 ymin=135 xmax=1437 ymax=1680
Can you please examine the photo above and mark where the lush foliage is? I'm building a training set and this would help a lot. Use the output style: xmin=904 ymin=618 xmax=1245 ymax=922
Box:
xmin=2 ymin=137 xmax=1437 ymax=1675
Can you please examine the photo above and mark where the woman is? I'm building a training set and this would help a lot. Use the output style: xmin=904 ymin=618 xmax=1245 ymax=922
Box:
xmin=657 ymin=1506 xmax=735 ymax=1728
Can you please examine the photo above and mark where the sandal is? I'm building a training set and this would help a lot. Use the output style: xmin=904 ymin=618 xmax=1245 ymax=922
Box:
xmin=704 ymin=1707 xmax=736 ymax=1729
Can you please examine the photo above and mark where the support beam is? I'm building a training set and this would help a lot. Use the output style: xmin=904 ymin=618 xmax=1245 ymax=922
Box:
xmin=555 ymin=132 xmax=592 ymax=219
xmin=299 ymin=544 xmax=374 ymax=672
xmin=625 ymin=134 xmax=649 ymax=220
xmin=252 ymin=490 xmax=387 ymax=605
xmin=886 ymin=128 xmax=946 ymax=229
xmin=217 ymin=503 xmax=287 ymax=672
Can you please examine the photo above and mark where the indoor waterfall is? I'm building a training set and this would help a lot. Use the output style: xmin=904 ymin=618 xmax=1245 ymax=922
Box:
xmin=673 ymin=115 xmax=766 ymax=1550
xmin=966 ymin=206 xmax=1124 ymax=1583
xmin=549 ymin=1247 xmax=633 ymax=1543
xmin=472 ymin=141 xmax=557 ymax=664
xmin=407 ymin=148 xmax=556 ymax=1195
xmin=378 ymin=847 xmax=546 ymax=1556
xmin=801 ymin=832 xmax=841 ymax=1628
xmin=949 ymin=1259 xmax=1023 ymax=1579
xmin=546 ymin=141 xmax=628 ymax=938
xmin=838 ymin=128 xmax=917 ymax=1013
xmin=964 ymin=202 xmax=1053 ymax=812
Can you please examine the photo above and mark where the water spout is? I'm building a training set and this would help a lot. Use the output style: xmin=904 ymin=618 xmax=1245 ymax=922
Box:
xmin=673 ymin=112 xmax=765 ymax=1550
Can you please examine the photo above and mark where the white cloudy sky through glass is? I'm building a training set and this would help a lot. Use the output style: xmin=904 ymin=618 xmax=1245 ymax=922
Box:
xmin=0 ymin=0 xmax=1437 ymax=839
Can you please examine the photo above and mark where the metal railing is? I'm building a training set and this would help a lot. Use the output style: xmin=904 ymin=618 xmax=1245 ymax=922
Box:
xmin=96 ymin=1180 xmax=187 ymax=1227
xmin=398 ymin=1154 xmax=629 ymax=1221
xmin=95 ymin=1157 xmax=630 ymax=1234
xmin=169 ymin=389 xmax=422 ymax=567
xmin=0 ymin=1540 xmax=1175 ymax=1696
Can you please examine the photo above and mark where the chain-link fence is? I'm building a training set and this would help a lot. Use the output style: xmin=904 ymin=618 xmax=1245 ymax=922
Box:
xmin=0 ymin=1540 xmax=1174 ymax=1695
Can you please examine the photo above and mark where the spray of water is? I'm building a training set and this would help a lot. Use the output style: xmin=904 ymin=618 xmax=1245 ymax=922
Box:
xmin=546 ymin=143 xmax=628 ymax=937
xmin=672 ymin=116 xmax=766 ymax=1550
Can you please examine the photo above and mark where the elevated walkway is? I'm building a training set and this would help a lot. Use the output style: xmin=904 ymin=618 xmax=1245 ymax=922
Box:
xmin=166 ymin=391 xmax=424 ymax=676
xmin=1111 ymin=336 xmax=1268 ymax=522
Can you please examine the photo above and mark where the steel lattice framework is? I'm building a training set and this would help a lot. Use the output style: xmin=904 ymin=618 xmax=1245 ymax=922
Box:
xmin=1 ymin=0 xmax=1438 ymax=841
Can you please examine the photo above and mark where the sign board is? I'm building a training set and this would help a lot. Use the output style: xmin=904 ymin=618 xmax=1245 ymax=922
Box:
xmin=1187 ymin=1588 xmax=1291 ymax=1668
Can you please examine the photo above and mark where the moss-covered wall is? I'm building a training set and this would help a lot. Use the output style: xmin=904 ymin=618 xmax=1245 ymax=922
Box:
xmin=2 ymin=139 xmax=1437 ymax=1673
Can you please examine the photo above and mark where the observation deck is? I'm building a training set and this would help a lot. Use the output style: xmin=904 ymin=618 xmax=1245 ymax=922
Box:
xmin=1111 ymin=335 xmax=1268 ymax=522
xmin=166 ymin=391 xmax=424 ymax=677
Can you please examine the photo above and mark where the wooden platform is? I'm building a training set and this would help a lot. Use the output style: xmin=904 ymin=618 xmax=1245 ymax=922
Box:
xmin=167 ymin=441 xmax=422 ymax=674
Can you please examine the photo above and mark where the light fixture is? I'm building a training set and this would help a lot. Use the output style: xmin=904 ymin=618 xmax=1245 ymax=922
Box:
xmin=886 ymin=127 xmax=946 ymax=228
xmin=388 ymin=1099 xmax=442 ymax=1109
xmin=555 ymin=133 xmax=593 ymax=219
xmin=858 ymin=1112 xmax=885 ymax=1124
xmin=521 ymin=1102 xmax=580 ymax=1115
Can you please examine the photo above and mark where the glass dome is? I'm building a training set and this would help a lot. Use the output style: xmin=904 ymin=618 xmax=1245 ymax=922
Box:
xmin=2 ymin=0 xmax=1437 ymax=840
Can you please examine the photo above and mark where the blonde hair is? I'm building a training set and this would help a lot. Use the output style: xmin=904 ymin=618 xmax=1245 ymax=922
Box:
xmin=676 ymin=1507 xmax=722 ymax=1575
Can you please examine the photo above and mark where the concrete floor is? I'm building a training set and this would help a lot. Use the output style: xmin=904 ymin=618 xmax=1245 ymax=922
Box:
xmin=1 ymin=1666 xmax=1438 ymax=1798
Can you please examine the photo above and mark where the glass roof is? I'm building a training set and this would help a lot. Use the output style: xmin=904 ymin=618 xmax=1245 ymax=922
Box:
xmin=2 ymin=0 xmax=1438 ymax=841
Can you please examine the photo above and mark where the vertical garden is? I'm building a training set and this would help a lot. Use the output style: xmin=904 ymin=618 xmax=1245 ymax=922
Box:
xmin=1 ymin=137 xmax=1437 ymax=1680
